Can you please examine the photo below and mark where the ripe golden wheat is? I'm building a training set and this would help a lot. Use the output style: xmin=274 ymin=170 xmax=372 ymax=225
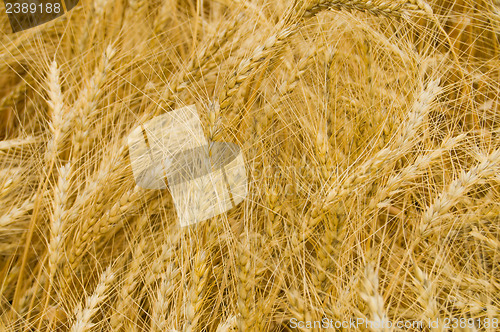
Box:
xmin=1 ymin=0 xmax=500 ymax=331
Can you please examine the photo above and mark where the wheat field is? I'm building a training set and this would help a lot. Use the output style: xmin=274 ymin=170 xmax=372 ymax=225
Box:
xmin=1 ymin=0 xmax=500 ymax=331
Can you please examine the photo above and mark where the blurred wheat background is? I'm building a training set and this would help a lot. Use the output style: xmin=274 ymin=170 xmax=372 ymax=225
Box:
xmin=1 ymin=0 xmax=500 ymax=331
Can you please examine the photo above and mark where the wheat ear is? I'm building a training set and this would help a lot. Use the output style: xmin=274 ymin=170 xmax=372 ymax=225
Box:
xmin=47 ymin=162 xmax=72 ymax=296
xmin=150 ymin=261 xmax=181 ymax=332
xmin=412 ymin=265 xmax=443 ymax=331
xmin=326 ymin=79 xmax=441 ymax=205
xmin=70 ymin=266 xmax=115 ymax=332
xmin=72 ymin=45 xmax=116 ymax=163
xmin=218 ymin=26 xmax=296 ymax=113
xmin=302 ymin=0 xmax=429 ymax=18
xmin=45 ymin=61 xmax=68 ymax=165
xmin=419 ymin=148 xmax=500 ymax=237
xmin=359 ymin=261 xmax=389 ymax=332
xmin=110 ymin=236 xmax=148 ymax=331
xmin=184 ymin=250 xmax=210 ymax=332
xmin=369 ymin=134 xmax=465 ymax=210
xmin=236 ymin=239 xmax=254 ymax=331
